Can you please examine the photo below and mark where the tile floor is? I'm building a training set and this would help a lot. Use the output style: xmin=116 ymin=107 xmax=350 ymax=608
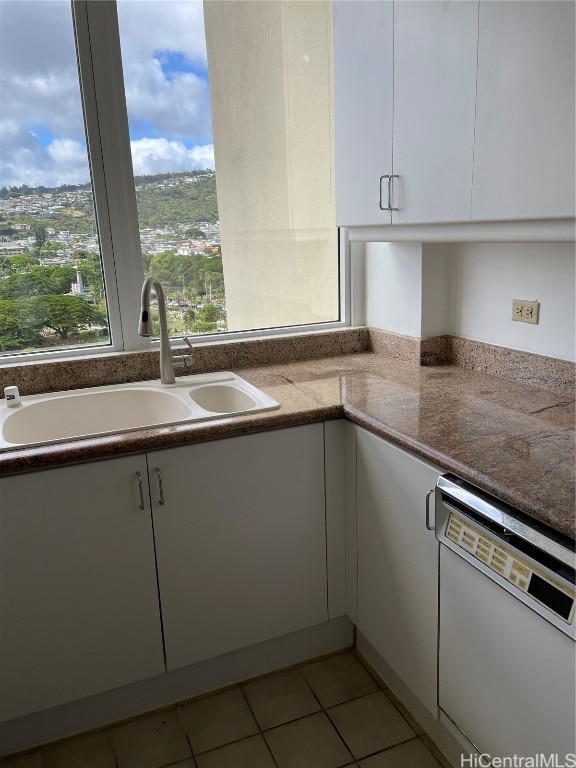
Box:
xmin=0 ymin=651 xmax=446 ymax=768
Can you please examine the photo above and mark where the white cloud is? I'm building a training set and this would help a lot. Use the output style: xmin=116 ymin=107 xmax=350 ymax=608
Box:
xmin=118 ymin=0 xmax=212 ymax=140
xmin=130 ymin=138 xmax=214 ymax=176
xmin=46 ymin=138 xmax=89 ymax=170
xmin=0 ymin=0 xmax=214 ymax=188
xmin=0 ymin=120 xmax=90 ymax=187
xmin=117 ymin=1 xmax=207 ymax=66
xmin=122 ymin=58 xmax=212 ymax=140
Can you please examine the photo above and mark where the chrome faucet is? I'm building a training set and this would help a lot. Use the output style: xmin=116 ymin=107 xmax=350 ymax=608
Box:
xmin=138 ymin=276 xmax=176 ymax=384
xmin=138 ymin=276 xmax=194 ymax=384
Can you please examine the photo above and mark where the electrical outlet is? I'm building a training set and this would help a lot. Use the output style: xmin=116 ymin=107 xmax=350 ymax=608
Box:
xmin=512 ymin=299 xmax=540 ymax=325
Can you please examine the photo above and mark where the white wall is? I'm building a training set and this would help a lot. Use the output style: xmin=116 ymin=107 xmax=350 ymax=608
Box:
xmin=363 ymin=242 xmax=423 ymax=335
xmin=448 ymin=243 xmax=575 ymax=361
xmin=361 ymin=241 xmax=451 ymax=337
xmin=360 ymin=240 xmax=576 ymax=362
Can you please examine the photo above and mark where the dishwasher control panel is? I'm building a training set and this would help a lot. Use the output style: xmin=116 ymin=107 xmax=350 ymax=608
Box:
xmin=445 ymin=512 xmax=575 ymax=625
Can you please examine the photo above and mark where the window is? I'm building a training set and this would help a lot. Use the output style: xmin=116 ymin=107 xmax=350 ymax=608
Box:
xmin=0 ymin=0 xmax=343 ymax=361
xmin=0 ymin=0 xmax=110 ymax=355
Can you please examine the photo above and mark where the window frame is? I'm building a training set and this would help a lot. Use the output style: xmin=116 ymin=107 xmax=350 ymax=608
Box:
xmin=0 ymin=0 xmax=349 ymax=366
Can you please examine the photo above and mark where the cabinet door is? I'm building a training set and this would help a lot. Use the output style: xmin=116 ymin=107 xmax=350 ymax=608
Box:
xmin=392 ymin=1 xmax=478 ymax=224
xmin=333 ymin=0 xmax=393 ymax=226
xmin=472 ymin=1 xmax=575 ymax=221
xmin=150 ymin=425 xmax=328 ymax=671
xmin=0 ymin=456 xmax=165 ymax=722
xmin=356 ymin=427 xmax=440 ymax=714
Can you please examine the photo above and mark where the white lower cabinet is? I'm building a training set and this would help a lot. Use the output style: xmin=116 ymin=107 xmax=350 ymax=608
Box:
xmin=1 ymin=420 xmax=445 ymax=726
xmin=356 ymin=426 xmax=441 ymax=714
xmin=149 ymin=424 xmax=328 ymax=670
xmin=0 ymin=424 xmax=329 ymax=721
xmin=0 ymin=455 xmax=165 ymax=722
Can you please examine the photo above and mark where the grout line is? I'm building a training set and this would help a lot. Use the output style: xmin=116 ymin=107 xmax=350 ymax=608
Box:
xmin=320 ymin=710 xmax=357 ymax=765
xmin=174 ymin=706 xmax=199 ymax=768
xmin=353 ymin=650 xmax=422 ymax=732
xmin=353 ymin=649 xmax=450 ymax=767
xmin=356 ymin=735 xmax=419 ymax=763
xmin=5 ymin=648 xmax=432 ymax=768
xmin=297 ymin=664 xmax=327 ymax=713
xmin=109 ymin=727 xmax=120 ymax=768
xmin=238 ymin=685 xmax=280 ymax=768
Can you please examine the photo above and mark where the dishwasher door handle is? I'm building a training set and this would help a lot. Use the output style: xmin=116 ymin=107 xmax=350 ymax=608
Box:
xmin=425 ymin=489 xmax=435 ymax=531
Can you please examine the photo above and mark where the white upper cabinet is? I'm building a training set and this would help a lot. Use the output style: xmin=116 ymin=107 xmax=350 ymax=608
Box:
xmin=334 ymin=0 xmax=575 ymax=227
xmin=333 ymin=1 xmax=393 ymax=226
xmin=392 ymin=1 xmax=478 ymax=224
xmin=333 ymin=0 xmax=477 ymax=226
xmin=471 ymin=1 xmax=576 ymax=221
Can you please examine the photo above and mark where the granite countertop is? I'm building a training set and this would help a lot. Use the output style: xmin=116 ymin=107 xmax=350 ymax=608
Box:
xmin=0 ymin=351 xmax=574 ymax=539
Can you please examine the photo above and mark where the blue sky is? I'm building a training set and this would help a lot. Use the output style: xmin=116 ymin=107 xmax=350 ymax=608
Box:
xmin=156 ymin=50 xmax=209 ymax=83
xmin=0 ymin=0 xmax=214 ymax=188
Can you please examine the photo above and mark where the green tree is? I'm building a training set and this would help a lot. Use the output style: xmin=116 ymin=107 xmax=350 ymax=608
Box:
xmin=148 ymin=252 xmax=198 ymax=297
xmin=184 ymin=227 xmax=206 ymax=239
xmin=40 ymin=240 xmax=65 ymax=253
xmin=189 ymin=301 xmax=224 ymax=334
xmin=0 ymin=265 xmax=75 ymax=300
xmin=0 ymin=256 xmax=13 ymax=277
xmin=0 ymin=298 xmax=44 ymax=351
xmin=183 ymin=308 xmax=196 ymax=328
xmin=33 ymin=223 xmax=47 ymax=247
xmin=10 ymin=253 xmax=39 ymax=271
xmin=31 ymin=294 xmax=107 ymax=341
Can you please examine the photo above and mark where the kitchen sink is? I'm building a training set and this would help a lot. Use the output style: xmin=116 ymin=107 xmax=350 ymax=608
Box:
xmin=188 ymin=383 xmax=259 ymax=414
xmin=0 ymin=373 xmax=279 ymax=450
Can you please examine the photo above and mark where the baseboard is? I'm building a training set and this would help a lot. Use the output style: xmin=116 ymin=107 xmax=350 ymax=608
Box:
xmin=355 ymin=632 xmax=475 ymax=768
xmin=0 ymin=616 xmax=354 ymax=757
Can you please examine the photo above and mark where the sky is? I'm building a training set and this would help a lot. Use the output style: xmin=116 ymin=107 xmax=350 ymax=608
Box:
xmin=0 ymin=0 xmax=214 ymax=189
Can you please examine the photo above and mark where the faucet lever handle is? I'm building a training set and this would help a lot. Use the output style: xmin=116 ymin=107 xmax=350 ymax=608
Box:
xmin=173 ymin=337 xmax=194 ymax=371
xmin=173 ymin=355 xmax=190 ymax=369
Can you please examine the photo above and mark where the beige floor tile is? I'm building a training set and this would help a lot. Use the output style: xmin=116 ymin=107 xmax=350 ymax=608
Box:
xmin=301 ymin=653 xmax=379 ymax=707
xmin=41 ymin=730 xmax=115 ymax=768
xmin=328 ymin=692 xmax=415 ymax=759
xmin=112 ymin=709 xmax=191 ymax=768
xmin=243 ymin=668 xmax=321 ymax=729
xmin=359 ymin=739 xmax=442 ymax=768
xmin=164 ymin=761 xmax=196 ymax=768
xmin=265 ymin=711 xmax=353 ymax=768
xmin=0 ymin=753 xmax=39 ymax=768
xmin=196 ymin=735 xmax=276 ymax=768
xmin=179 ymin=688 xmax=258 ymax=754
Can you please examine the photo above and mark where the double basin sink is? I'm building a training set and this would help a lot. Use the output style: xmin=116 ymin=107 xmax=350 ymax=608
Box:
xmin=0 ymin=373 xmax=280 ymax=451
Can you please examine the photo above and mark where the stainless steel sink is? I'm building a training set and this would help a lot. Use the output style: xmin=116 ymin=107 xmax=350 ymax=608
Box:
xmin=0 ymin=373 xmax=279 ymax=450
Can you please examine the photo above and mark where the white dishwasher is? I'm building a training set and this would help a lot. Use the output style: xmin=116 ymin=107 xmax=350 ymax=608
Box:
xmin=435 ymin=475 xmax=576 ymax=761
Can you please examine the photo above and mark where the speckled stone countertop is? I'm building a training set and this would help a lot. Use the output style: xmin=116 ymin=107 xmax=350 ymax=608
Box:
xmin=0 ymin=351 xmax=574 ymax=539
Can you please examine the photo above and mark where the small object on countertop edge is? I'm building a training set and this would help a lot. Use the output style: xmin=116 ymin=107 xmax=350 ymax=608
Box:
xmin=4 ymin=386 xmax=21 ymax=408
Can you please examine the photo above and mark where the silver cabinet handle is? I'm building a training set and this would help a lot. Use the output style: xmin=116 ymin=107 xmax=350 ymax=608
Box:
xmin=136 ymin=471 xmax=145 ymax=511
xmin=389 ymin=174 xmax=399 ymax=212
xmin=425 ymin=489 xmax=435 ymax=531
xmin=379 ymin=175 xmax=391 ymax=211
xmin=155 ymin=467 xmax=165 ymax=506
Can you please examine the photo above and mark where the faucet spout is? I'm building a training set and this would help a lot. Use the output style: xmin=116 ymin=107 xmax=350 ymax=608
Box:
xmin=138 ymin=276 xmax=175 ymax=385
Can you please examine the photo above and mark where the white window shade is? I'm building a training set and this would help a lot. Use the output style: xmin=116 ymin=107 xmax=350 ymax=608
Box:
xmin=204 ymin=0 xmax=338 ymax=331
